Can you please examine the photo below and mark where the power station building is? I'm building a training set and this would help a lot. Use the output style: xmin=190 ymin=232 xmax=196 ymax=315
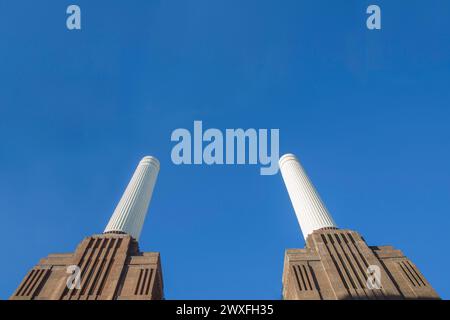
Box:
xmin=10 ymin=156 xmax=163 ymax=300
xmin=279 ymin=153 xmax=440 ymax=300
xmin=10 ymin=153 xmax=440 ymax=300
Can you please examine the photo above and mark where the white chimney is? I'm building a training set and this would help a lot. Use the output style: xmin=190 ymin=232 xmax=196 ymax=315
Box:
xmin=279 ymin=153 xmax=337 ymax=239
xmin=104 ymin=156 xmax=160 ymax=240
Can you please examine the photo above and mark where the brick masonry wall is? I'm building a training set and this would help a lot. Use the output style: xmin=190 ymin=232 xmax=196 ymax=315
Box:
xmin=10 ymin=234 xmax=164 ymax=300
xmin=282 ymin=229 xmax=440 ymax=300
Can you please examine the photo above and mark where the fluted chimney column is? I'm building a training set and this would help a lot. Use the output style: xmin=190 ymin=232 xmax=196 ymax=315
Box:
xmin=279 ymin=153 xmax=337 ymax=239
xmin=104 ymin=156 xmax=160 ymax=241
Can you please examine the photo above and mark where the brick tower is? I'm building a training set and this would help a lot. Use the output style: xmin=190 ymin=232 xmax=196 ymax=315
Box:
xmin=10 ymin=156 xmax=164 ymax=300
xmin=279 ymin=154 xmax=440 ymax=300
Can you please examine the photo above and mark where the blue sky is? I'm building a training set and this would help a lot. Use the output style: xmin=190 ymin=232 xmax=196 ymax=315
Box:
xmin=0 ymin=1 xmax=449 ymax=299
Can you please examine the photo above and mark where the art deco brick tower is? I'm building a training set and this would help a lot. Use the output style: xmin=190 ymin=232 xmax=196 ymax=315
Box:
xmin=10 ymin=156 xmax=164 ymax=300
xmin=279 ymin=154 xmax=440 ymax=300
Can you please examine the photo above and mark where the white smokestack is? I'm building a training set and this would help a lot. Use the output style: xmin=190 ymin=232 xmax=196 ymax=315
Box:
xmin=279 ymin=153 xmax=337 ymax=239
xmin=104 ymin=156 xmax=160 ymax=241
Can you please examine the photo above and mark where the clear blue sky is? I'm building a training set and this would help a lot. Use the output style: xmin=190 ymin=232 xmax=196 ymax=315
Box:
xmin=0 ymin=1 xmax=449 ymax=299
